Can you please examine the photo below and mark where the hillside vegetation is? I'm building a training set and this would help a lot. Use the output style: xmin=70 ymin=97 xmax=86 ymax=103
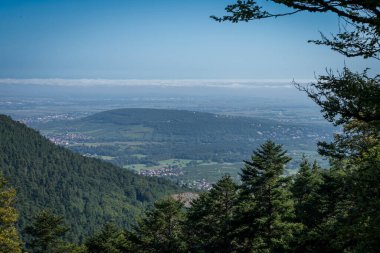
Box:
xmin=0 ymin=114 xmax=182 ymax=242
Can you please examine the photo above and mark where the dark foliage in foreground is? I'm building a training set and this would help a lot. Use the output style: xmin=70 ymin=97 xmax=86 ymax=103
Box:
xmin=21 ymin=136 xmax=378 ymax=253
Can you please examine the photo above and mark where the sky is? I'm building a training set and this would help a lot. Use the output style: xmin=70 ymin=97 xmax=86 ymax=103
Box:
xmin=0 ymin=0 xmax=378 ymax=80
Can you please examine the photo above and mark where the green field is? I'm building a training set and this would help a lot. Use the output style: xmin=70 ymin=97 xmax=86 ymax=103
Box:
xmin=182 ymin=162 xmax=242 ymax=182
xmin=124 ymin=159 xmax=197 ymax=171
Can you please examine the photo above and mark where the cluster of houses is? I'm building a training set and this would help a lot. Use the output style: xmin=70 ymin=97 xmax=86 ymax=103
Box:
xmin=181 ymin=178 xmax=212 ymax=191
xmin=22 ymin=113 xmax=77 ymax=124
xmin=48 ymin=133 xmax=90 ymax=146
xmin=138 ymin=167 xmax=184 ymax=177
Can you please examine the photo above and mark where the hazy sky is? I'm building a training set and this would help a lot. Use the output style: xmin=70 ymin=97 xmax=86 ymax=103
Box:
xmin=0 ymin=0 xmax=378 ymax=80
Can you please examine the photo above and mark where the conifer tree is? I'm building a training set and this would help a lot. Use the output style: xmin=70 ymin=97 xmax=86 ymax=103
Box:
xmin=292 ymin=158 xmax=324 ymax=228
xmin=291 ymin=158 xmax=326 ymax=252
xmin=0 ymin=174 xmax=22 ymax=253
xmin=235 ymin=140 xmax=301 ymax=252
xmin=307 ymin=161 xmax=350 ymax=253
xmin=333 ymin=146 xmax=380 ymax=252
xmin=186 ymin=175 xmax=238 ymax=253
xmin=85 ymin=223 xmax=133 ymax=253
xmin=25 ymin=209 xmax=70 ymax=253
xmin=133 ymin=198 xmax=186 ymax=253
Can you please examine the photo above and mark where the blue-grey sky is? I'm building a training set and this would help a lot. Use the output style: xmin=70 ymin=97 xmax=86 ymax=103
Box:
xmin=0 ymin=0 xmax=378 ymax=79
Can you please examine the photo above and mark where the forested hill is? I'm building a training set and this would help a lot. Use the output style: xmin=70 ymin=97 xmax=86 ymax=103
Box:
xmin=0 ymin=114 xmax=182 ymax=242
xmin=36 ymin=108 xmax=333 ymax=168
xmin=84 ymin=108 xmax=295 ymax=137
xmin=78 ymin=108 xmax=332 ymax=146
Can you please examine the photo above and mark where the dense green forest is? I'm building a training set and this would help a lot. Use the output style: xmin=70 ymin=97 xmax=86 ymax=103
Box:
xmin=3 ymin=134 xmax=379 ymax=252
xmin=0 ymin=115 xmax=183 ymax=243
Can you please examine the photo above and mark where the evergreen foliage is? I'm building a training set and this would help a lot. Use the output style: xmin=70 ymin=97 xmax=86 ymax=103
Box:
xmin=1 ymin=1 xmax=379 ymax=250
xmin=291 ymin=158 xmax=326 ymax=252
xmin=24 ymin=210 xmax=73 ymax=253
xmin=133 ymin=198 xmax=186 ymax=253
xmin=297 ymin=68 xmax=380 ymax=158
xmin=234 ymin=140 xmax=301 ymax=252
xmin=212 ymin=1 xmax=380 ymax=252
xmin=0 ymin=114 xmax=182 ymax=242
xmin=85 ymin=223 xmax=133 ymax=253
xmin=0 ymin=174 xmax=22 ymax=253
xmin=2 ymin=133 xmax=378 ymax=252
xmin=328 ymin=147 xmax=380 ymax=252
xmin=186 ymin=175 xmax=238 ymax=252
xmin=292 ymin=158 xmax=324 ymax=229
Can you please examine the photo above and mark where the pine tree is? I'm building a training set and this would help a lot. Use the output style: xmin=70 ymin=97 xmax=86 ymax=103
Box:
xmin=186 ymin=175 xmax=238 ymax=253
xmin=134 ymin=198 xmax=186 ymax=253
xmin=85 ymin=223 xmax=133 ymax=253
xmin=0 ymin=174 xmax=22 ymax=253
xmin=235 ymin=140 xmax=302 ymax=252
xmin=332 ymin=146 xmax=380 ymax=252
xmin=291 ymin=158 xmax=326 ymax=252
xmin=25 ymin=209 xmax=70 ymax=253
xmin=292 ymin=158 xmax=324 ymax=228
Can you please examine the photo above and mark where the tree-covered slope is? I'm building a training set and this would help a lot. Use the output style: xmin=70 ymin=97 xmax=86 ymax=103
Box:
xmin=0 ymin=115 xmax=182 ymax=242
xmin=83 ymin=108 xmax=312 ymax=139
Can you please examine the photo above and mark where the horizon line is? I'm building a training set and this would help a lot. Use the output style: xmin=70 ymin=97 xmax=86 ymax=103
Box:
xmin=0 ymin=78 xmax=314 ymax=88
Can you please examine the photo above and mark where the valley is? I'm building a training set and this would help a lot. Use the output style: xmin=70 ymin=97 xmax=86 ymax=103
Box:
xmin=30 ymin=108 xmax=333 ymax=189
xmin=0 ymin=84 xmax=335 ymax=189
